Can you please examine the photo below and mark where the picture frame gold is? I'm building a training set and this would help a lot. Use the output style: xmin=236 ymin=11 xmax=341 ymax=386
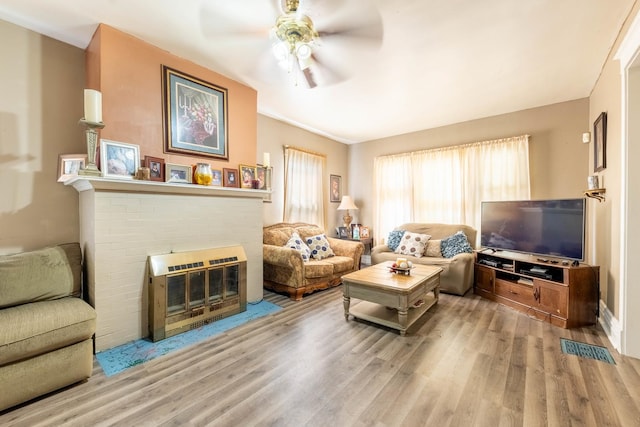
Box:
xmin=360 ymin=226 xmax=370 ymax=239
xmin=239 ymin=164 xmax=257 ymax=188
xmin=57 ymin=154 xmax=87 ymax=182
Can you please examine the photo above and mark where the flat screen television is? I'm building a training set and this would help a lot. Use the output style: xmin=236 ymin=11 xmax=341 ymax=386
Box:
xmin=480 ymin=198 xmax=586 ymax=261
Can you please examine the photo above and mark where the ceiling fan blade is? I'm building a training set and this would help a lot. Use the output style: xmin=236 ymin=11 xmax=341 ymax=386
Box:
xmin=302 ymin=68 xmax=317 ymax=89
xmin=307 ymin=0 xmax=383 ymax=46
xmin=304 ymin=51 xmax=347 ymax=87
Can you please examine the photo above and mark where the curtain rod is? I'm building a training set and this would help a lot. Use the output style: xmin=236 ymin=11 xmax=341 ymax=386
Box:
xmin=283 ymin=145 xmax=326 ymax=158
xmin=377 ymin=134 xmax=530 ymax=159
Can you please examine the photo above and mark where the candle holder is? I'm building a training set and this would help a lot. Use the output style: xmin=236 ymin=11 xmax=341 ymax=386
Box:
xmin=78 ymin=119 xmax=105 ymax=176
xmin=263 ymin=166 xmax=273 ymax=203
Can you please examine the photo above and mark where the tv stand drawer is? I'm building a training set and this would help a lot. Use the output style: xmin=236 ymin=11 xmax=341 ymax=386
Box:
xmin=495 ymin=279 xmax=535 ymax=306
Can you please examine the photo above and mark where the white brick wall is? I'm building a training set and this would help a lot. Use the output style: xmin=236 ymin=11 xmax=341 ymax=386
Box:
xmin=72 ymin=179 xmax=265 ymax=351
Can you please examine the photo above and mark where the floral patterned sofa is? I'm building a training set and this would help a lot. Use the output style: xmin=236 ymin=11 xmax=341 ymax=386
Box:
xmin=263 ymin=222 xmax=364 ymax=300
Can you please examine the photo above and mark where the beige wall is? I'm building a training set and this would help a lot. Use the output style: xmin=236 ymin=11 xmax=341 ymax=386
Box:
xmin=349 ymin=99 xmax=591 ymax=238
xmin=589 ymin=3 xmax=640 ymax=323
xmin=257 ymin=114 xmax=350 ymax=234
xmin=0 ymin=19 xmax=85 ymax=255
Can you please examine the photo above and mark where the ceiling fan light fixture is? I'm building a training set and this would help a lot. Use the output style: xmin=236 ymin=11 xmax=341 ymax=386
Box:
xmin=272 ymin=41 xmax=290 ymax=62
xmin=271 ymin=3 xmax=318 ymax=76
xmin=296 ymin=42 xmax=312 ymax=59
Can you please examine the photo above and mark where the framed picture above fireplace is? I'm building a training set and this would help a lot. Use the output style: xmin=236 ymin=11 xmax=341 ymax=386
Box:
xmin=162 ymin=66 xmax=228 ymax=160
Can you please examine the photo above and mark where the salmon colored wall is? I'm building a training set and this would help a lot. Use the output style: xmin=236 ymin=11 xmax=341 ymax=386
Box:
xmin=87 ymin=25 xmax=257 ymax=171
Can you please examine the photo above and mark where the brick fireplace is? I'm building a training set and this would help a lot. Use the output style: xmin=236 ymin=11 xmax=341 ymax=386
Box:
xmin=66 ymin=177 xmax=266 ymax=351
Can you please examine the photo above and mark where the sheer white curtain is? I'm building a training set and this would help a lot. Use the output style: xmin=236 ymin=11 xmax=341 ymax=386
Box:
xmin=283 ymin=146 xmax=326 ymax=228
xmin=463 ymin=136 xmax=531 ymax=229
xmin=373 ymin=135 xmax=530 ymax=244
xmin=373 ymin=154 xmax=413 ymax=240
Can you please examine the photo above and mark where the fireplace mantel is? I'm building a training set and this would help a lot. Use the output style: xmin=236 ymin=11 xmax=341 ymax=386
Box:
xmin=65 ymin=176 xmax=269 ymax=200
xmin=65 ymin=175 xmax=265 ymax=351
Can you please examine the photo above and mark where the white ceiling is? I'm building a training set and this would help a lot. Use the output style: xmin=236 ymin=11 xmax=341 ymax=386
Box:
xmin=0 ymin=0 xmax=634 ymax=144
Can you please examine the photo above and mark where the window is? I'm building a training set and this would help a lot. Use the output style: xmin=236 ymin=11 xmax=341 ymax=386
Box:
xmin=374 ymin=135 xmax=530 ymax=244
xmin=283 ymin=146 xmax=326 ymax=227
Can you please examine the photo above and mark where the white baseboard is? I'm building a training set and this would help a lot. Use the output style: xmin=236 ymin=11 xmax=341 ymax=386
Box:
xmin=598 ymin=299 xmax=622 ymax=353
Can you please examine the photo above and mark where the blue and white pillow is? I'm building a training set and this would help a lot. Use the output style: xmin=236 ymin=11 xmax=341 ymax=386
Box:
xmin=284 ymin=232 xmax=311 ymax=262
xmin=387 ymin=230 xmax=406 ymax=251
xmin=305 ymin=234 xmax=335 ymax=260
xmin=440 ymin=231 xmax=474 ymax=258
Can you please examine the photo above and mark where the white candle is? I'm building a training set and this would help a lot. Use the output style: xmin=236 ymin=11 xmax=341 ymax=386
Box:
xmin=84 ymin=89 xmax=102 ymax=123
xmin=263 ymin=152 xmax=271 ymax=167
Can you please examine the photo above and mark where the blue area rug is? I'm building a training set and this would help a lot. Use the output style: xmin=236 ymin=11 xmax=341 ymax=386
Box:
xmin=560 ymin=338 xmax=616 ymax=364
xmin=96 ymin=301 xmax=282 ymax=377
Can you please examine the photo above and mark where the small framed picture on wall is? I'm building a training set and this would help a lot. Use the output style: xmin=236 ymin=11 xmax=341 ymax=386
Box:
xmin=593 ymin=112 xmax=607 ymax=172
xmin=330 ymin=174 xmax=341 ymax=203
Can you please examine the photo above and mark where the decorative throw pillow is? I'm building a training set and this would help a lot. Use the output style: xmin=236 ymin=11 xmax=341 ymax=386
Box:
xmin=284 ymin=232 xmax=311 ymax=262
xmin=394 ymin=231 xmax=431 ymax=258
xmin=440 ymin=231 xmax=474 ymax=258
xmin=425 ymin=239 xmax=442 ymax=257
xmin=305 ymin=234 xmax=335 ymax=260
xmin=387 ymin=230 xmax=406 ymax=251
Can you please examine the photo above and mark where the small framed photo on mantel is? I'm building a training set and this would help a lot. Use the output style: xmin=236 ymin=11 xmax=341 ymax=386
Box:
xmin=100 ymin=139 xmax=140 ymax=179
xmin=57 ymin=154 xmax=87 ymax=182
xmin=165 ymin=163 xmax=192 ymax=183
xmin=223 ymin=168 xmax=239 ymax=187
xmin=144 ymin=156 xmax=165 ymax=182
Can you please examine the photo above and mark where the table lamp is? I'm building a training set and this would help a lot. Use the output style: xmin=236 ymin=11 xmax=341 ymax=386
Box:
xmin=337 ymin=196 xmax=358 ymax=228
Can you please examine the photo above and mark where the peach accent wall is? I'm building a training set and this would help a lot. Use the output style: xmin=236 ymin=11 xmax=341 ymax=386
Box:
xmin=87 ymin=24 xmax=257 ymax=171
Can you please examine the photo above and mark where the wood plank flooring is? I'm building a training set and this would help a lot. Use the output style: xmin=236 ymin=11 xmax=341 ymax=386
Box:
xmin=1 ymin=286 xmax=639 ymax=426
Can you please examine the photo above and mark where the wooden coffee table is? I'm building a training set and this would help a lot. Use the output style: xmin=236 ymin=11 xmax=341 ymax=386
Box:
xmin=342 ymin=261 xmax=442 ymax=335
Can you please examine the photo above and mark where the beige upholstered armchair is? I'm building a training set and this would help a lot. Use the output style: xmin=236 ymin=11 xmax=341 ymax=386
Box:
xmin=263 ymin=222 xmax=364 ymax=300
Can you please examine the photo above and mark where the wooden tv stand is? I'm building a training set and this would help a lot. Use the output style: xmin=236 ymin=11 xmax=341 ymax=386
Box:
xmin=474 ymin=250 xmax=599 ymax=328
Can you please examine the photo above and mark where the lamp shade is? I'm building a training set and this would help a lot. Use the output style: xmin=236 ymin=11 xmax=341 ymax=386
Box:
xmin=337 ymin=196 xmax=358 ymax=211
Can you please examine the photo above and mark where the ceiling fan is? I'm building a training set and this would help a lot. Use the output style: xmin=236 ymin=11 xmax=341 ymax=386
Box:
xmin=200 ymin=0 xmax=383 ymax=89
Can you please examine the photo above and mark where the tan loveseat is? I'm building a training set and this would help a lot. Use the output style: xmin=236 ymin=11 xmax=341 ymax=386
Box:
xmin=263 ymin=222 xmax=364 ymax=300
xmin=371 ymin=223 xmax=477 ymax=295
xmin=0 ymin=243 xmax=96 ymax=411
